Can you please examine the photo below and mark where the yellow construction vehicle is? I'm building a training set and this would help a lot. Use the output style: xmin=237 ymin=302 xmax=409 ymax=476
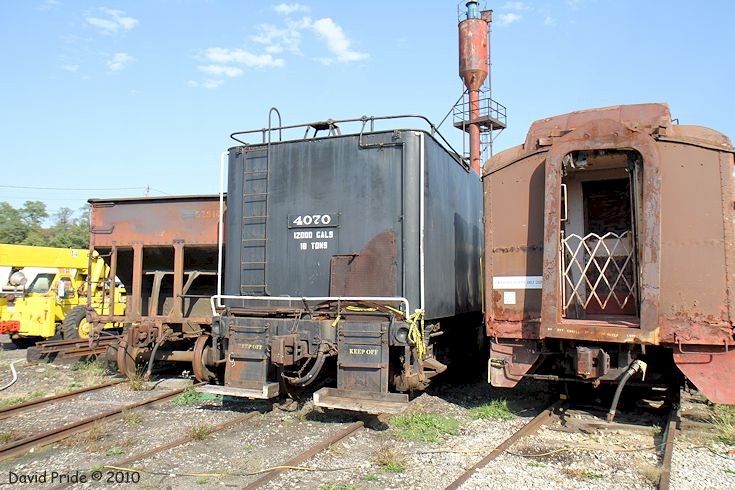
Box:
xmin=0 ymin=244 xmax=125 ymax=345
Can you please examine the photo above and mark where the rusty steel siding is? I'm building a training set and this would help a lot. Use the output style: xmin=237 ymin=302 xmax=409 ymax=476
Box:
xmin=89 ymin=196 xmax=222 ymax=247
xmin=483 ymin=151 xmax=546 ymax=335
xmin=539 ymin=118 xmax=663 ymax=343
xmin=658 ymin=141 xmax=730 ymax=336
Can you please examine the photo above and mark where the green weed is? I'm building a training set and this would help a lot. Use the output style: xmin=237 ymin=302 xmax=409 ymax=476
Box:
xmin=469 ymin=399 xmax=514 ymax=420
xmin=172 ymin=387 xmax=218 ymax=406
xmin=0 ymin=390 xmax=46 ymax=408
xmin=105 ymin=447 xmax=124 ymax=456
xmin=711 ymin=404 xmax=735 ymax=446
xmin=389 ymin=412 xmax=459 ymax=443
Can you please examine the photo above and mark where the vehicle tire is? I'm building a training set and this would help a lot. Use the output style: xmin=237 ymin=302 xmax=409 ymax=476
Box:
xmin=61 ymin=306 xmax=91 ymax=340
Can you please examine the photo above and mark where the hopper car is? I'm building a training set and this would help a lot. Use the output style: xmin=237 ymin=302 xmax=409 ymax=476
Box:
xmin=86 ymin=195 xmax=223 ymax=379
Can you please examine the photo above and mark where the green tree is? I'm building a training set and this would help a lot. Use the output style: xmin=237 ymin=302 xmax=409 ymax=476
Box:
xmin=0 ymin=202 xmax=25 ymax=243
xmin=47 ymin=206 xmax=89 ymax=248
xmin=0 ymin=201 xmax=88 ymax=248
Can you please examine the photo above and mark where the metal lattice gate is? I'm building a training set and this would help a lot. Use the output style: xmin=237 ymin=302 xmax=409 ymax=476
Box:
xmin=560 ymin=231 xmax=638 ymax=317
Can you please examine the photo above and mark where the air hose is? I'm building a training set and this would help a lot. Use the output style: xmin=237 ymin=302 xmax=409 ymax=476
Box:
xmin=607 ymin=359 xmax=647 ymax=422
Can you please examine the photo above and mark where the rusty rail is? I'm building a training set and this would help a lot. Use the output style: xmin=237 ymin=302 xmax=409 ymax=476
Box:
xmin=0 ymin=383 xmax=203 ymax=461
xmin=0 ymin=379 xmax=124 ymax=421
xmin=445 ymin=401 xmax=561 ymax=490
xmin=33 ymin=336 xmax=121 ymax=358
xmin=48 ymin=410 xmax=260 ymax=490
xmin=242 ymin=420 xmax=365 ymax=489
xmin=658 ymin=403 xmax=679 ymax=490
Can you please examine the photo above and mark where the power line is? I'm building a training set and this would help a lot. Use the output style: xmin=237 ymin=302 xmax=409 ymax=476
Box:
xmin=0 ymin=185 xmax=143 ymax=191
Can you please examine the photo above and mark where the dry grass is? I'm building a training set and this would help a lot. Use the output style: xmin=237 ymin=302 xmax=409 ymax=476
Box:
xmin=125 ymin=370 xmax=148 ymax=391
xmin=70 ymin=360 xmax=108 ymax=385
xmin=122 ymin=409 xmax=143 ymax=427
xmin=118 ymin=435 xmax=139 ymax=448
xmin=0 ymin=431 xmax=18 ymax=444
xmin=563 ymin=468 xmax=605 ymax=480
xmin=61 ymin=421 xmax=109 ymax=451
xmin=639 ymin=464 xmax=662 ymax=484
xmin=373 ymin=444 xmax=407 ymax=473
xmin=187 ymin=423 xmax=213 ymax=441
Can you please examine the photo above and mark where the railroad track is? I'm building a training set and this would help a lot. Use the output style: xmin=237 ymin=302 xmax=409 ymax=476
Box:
xmin=0 ymin=382 xmax=203 ymax=462
xmin=445 ymin=397 xmax=680 ymax=490
xmin=446 ymin=400 xmax=563 ymax=490
xmin=242 ymin=419 xmax=368 ymax=489
xmin=0 ymin=379 xmax=125 ymax=421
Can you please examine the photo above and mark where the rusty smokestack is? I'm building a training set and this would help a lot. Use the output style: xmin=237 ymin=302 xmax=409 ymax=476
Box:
xmin=458 ymin=1 xmax=491 ymax=174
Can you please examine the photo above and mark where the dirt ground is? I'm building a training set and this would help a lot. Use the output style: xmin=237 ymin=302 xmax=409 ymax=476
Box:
xmin=1 ymin=349 xmax=734 ymax=489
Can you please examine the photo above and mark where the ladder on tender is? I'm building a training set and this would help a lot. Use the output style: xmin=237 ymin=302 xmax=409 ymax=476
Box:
xmin=240 ymin=148 xmax=269 ymax=295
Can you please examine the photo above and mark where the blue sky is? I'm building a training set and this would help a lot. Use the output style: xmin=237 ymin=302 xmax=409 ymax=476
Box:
xmin=1 ymin=0 xmax=733 ymax=214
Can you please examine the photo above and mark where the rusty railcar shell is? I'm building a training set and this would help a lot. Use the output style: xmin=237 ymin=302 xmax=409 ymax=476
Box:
xmin=483 ymin=103 xmax=735 ymax=403
xmin=207 ymin=117 xmax=483 ymax=412
xmin=87 ymin=195 xmax=223 ymax=378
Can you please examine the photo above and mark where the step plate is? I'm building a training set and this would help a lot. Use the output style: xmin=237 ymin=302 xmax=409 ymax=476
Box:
xmin=313 ymin=387 xmax=409 ymax=414
xmin=196 ymin=383 xmax=279 ymax=399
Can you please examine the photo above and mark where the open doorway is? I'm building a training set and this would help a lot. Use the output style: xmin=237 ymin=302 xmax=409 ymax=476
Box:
xmin=560 ymin=150 xmax=640 ymax=322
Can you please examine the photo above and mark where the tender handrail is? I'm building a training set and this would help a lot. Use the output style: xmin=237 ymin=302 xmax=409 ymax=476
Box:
xmin=229 ymin=114 xmax=467 ymax=169
xmin=210 ymin=294 xmax=410 ymax=318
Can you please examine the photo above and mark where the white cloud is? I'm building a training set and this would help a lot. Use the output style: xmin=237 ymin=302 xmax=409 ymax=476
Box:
xmin=36 ymin=0 xmax=61 ymax=11
xmin=203 ymin=47 xmax=284 ymax=68
xmin=85 ymin=8 xmax=139 ymax=34
xmin=107 ymin=52 xmax=134 ymax=71
xmin=544 ymin=16 xmax=556 ymax=26
xmin=188 ymin=79 xmax=223 ymax=89
xmin=311 ymin=17 xmax=368 ymax=64
xmin=198 ymin=64 xmax=244 ymax=77
xmin=61 ymin=64 xmax=79 ymax=72
xmin=502 ymin=2 xmax=528 ymax=10
xmin=495 ymin=12 xmax=522 ymax=26
xmin=250 ymin=21 xmax=307 ymax=54
xmin=274 ymin=3 xmax=309 ymax=15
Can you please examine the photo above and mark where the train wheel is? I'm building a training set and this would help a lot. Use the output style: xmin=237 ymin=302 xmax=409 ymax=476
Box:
xmin=192 ymin=334 xmax=216 ymax=383
xmin=117 ymin=328 xmax=144 ymax=378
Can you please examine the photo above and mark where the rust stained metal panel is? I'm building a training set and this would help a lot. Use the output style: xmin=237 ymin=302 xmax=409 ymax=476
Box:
xmin=523 ymin=103 xmax=671 ymax=151
xmin=89 ymin=195 xmax=222 ymax=247
xmin=329 ymin=230 xmax=397 ymax=297
xmin=674 ymin=348 xmax=735 ymax=404
xmin=485 ymin=102 xmax=735 ymax=348
xmin=657 ymin=141 xmax=732 ymax=344
xmin=483 ymin=151 xmax=546 ymax=337
xmin=540 ymin=117 xmax=663 ymax=343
